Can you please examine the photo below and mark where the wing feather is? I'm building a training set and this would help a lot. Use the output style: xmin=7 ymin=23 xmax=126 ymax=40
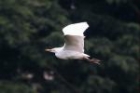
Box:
xmin=62 ymin=22 xmax=89 ymax=36
xmin=62 ymin=22 xmax=89 ymax=53
xmin=63 ymin=35 xmax=84 ymax=53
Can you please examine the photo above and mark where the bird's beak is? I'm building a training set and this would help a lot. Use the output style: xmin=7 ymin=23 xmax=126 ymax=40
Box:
xmin=45 ymin=49 xmax=52 ymax=52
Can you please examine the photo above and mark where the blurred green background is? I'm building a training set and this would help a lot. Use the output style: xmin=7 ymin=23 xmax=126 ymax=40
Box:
xmin=0 ymin=0 xmax=139 ymax=93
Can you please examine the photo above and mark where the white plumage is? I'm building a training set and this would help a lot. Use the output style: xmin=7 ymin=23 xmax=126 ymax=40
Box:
xmin=45 ymin=22 xmax=100 ymax=64
xmin=62 ymin=22 xmax=89 ymax=36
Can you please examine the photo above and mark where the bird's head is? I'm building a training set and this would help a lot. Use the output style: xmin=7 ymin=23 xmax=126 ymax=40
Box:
xmin=45 ymin=47 xmax=62 ymax=53
xmin=45 ymin=48 xmax=56 ymax=53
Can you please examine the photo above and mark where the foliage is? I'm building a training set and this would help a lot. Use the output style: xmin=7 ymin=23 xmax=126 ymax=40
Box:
xmin=0 ymin=0 xmax=139 ymax=93
xmin=0 ymin=81 xmax=37 ymax=93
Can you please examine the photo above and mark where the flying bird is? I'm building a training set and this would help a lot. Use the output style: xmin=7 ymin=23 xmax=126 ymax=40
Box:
xmin=45 ymin=22 xmax=100 ymax=64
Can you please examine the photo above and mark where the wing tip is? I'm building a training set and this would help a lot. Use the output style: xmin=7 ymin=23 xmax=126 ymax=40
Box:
xmin=62 ymin=22 xmax=89 ymax=36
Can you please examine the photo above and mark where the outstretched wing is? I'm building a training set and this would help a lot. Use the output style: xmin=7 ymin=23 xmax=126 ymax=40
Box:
xmin=62 ymin=22 xmax=89 ymax=53
xmin=62 ymin=22 xmax=89 ymax=36
xmin=63 ymin=35 xmax=84 ymax=52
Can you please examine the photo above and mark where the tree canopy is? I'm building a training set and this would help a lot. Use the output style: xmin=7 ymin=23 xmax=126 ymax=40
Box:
xmin=0 ymin=0 xmax=139 ymax=93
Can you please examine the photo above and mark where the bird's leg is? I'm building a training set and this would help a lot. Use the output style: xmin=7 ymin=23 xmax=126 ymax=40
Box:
xmin=83 ymin=57 xmax=100 ymax=65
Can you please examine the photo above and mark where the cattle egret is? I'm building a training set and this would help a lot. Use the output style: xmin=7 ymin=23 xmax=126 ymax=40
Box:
xmin=45 ymin=22 xmax=100 ymax=64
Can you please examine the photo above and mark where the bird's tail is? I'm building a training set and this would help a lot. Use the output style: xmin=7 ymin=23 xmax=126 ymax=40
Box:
xmin=82 ymin=53 xmax=90 ymax=58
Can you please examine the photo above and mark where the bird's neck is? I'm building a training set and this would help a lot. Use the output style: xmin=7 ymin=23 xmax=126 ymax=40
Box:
xmin=54 ymin=47 xmax=63 ymax=53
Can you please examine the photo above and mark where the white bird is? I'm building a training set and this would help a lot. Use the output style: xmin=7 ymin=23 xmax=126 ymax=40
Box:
xmin=45 ymin=22 xmax=100 ymax=64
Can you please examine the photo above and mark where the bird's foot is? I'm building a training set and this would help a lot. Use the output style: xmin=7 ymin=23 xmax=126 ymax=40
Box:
xmin=83 ymin=57 xmax=100 ymax=65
